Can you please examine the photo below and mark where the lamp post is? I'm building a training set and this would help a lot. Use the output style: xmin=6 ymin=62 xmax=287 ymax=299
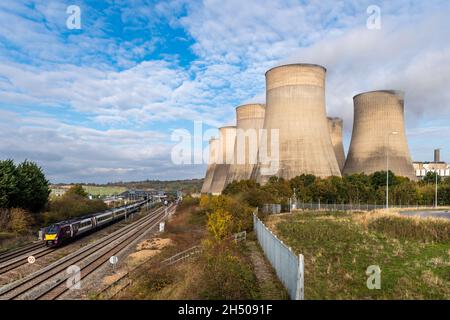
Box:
xmin=386 ymin=131 xmax=398 ymax=210
xmin=435 ymin=170 xmax=438 ymax=208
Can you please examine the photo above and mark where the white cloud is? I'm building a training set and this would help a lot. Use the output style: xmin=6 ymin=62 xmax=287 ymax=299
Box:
xmin=1 ymin=0 xmax=449 ymax=182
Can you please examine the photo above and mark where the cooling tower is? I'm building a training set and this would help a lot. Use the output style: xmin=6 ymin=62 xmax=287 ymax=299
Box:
xmin=327 ymin=117 xmax=346 ymax=172
xmin=209 ymin=126 xmax=237 ymax=195
xmin=201 ymin=138 xmax=219 ymax=194
xmin=343 ymin=90 xmax=416 ymax=179
xmin=253 ymin=64 xmax=341 ymax=183
xmin=226 ymin=104 xmax=265 ymax=184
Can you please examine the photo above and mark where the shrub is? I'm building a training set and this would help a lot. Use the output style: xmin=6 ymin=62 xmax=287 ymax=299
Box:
xmin=368 ymin=216 xmax=450 ymax=243
xmin=207 ymin=208 xmax=233 ymax=240
xmin=9 ymin=208 xmax=33 ymax=234
xmin=42 ymin=194 xmax=108 ymax=225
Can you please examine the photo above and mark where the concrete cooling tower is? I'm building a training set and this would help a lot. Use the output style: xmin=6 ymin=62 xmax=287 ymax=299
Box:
xmin=343 ymin=90 xmax=416 ymax=179
xmin=201 ymin=138 xmax=219 ymax=194
xmin=226 ymin=104 xmax=265 ymax=184
xmin=209 ymin=126 xmax=237 ymax=195
xmin=327 ymin=117 xmax=346 ymax=172
xmin=253 ymin=64 xmax=341 ymax=183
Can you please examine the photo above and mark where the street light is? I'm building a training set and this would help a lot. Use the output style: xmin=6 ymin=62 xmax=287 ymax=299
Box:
xmin=435 ymin=169 xmax=439 ymax=208
xmin=386 ymin=131 xmax=399 ymax=210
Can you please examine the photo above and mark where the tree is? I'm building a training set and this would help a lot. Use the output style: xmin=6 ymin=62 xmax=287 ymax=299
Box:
xmin=65 ymin=184 xmax=88 ymax=198
xmin=207 ymin=208 xmax=233 ymax=240
xmin=0 ymin=159 xmax=18 ymax=208
xmin=16 ymin=160 xmax=50 ymax=213
xmin=9 ymin=208 xmax=32 ymax=234
xmin=423 ymin=171 xmax=441 ymax=184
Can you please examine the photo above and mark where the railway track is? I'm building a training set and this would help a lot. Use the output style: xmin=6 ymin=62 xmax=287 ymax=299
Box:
xmin=0 ymin=246 xmax=55 ymax=276
xmin=0 ymin=242 xmax=45 ymax=265
xmin=0 ymin=202 xmax=152 ymax=276
xmin=0 ymin=204 xmax=173 ymax=300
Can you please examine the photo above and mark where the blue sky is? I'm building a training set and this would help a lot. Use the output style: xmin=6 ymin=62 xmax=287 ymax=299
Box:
xmin=0 ymin=0 xmax=449 ymax=183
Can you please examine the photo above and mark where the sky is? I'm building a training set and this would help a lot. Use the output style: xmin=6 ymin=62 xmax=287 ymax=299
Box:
xmin=0 ymin=0 xmax=449 ymax=183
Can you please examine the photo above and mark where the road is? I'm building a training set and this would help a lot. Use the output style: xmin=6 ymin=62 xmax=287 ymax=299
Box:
xmin=399 ymin=210 xmax=450 ymax=219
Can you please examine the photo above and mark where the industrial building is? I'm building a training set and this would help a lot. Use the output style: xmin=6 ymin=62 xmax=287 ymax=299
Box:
xmin=343 ymin=90 xmax=416 ymax=180
xmin=201 ymin=138 xmax=219 ymax=193
xmin=209 ymin=126 xmax=236 ymax=195
xmin=252 ymin=63 xmax=341 ymax=183
xmin=413 ymin=149 xmax=450 ymax=178
xmin=202 ymin=65 xmax=420 ymax=194
xmin=226 ymin=104 xmax=265 ymax=184
xmin=327 ymin=117 xmax=346 ymax=172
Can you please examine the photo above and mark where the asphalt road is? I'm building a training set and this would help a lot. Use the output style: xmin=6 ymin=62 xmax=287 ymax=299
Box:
xmin=400 ymin=210 xmax=450 ymax=219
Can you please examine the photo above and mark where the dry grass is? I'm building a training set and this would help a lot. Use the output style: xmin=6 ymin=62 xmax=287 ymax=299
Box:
xmin=269 ymin=210 xmax=450 ymax=300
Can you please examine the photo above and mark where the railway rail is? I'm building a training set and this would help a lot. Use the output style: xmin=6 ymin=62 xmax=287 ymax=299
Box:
xmin=0 ymin=246 xmax=54 ymax=276
xmin=0 ymin=204 xmax=174 ymax=300
xmin=0 ymin=242 xmax=45 ymax=265
xmin=0 ymin=201 xmax=153 ymax=276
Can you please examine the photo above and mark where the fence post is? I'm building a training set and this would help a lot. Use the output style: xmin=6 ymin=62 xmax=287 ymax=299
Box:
xmin=296 ymin=254 xmax=304 ymax=300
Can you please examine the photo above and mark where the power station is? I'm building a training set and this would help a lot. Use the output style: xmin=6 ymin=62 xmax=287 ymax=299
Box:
xmin=327 ymin=117 xmax=346 ymax=172
xmin=226 ymin=104 xmax=265 ymax=185
xmin=202 ymin=67 xmax=418 ymax=194
xmin=209 ymin=126 xmax=236 ymax=195
xmin=201 ymin=138 xmax=219 ymax=194
xmin=252 ymin=64 xmax=341 ymax=183
xmin=343 ymin=90 xmax=416 ymax=180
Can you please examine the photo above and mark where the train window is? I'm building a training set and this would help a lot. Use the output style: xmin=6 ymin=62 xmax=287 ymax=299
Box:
xmin=46 ymin=225 xmax=59 ymax=234
xmin=97 ymin=215 xmax=111 ymax=222
xmin=79 ymin=221 xmax=92 ymax=228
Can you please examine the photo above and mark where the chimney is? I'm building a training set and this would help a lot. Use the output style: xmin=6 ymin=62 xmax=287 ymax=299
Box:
xmin=434 ymin=149 xmax=440 ymax=163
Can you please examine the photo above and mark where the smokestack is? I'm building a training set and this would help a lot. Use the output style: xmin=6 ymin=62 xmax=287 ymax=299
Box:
xmin=327 ymin=117 xmax=346 ymax=172
xmin=343 ymin=90 xmax=416 ymax=179
xmin=253 ymin=63 xmax=341 ymax=183
xmin=201 ymin=138 xmax=219 ymax=194
xmin=226 ymin=104 xmax=265 ymax=184
xmin=209 ymin=126 xmax=236 ymax=195
xmin=434 ymin=149 xmax=440 ymax=163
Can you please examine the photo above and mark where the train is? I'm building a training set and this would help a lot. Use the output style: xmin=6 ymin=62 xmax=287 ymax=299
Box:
xmin=41 ymin=199 xmax=151 ymax=247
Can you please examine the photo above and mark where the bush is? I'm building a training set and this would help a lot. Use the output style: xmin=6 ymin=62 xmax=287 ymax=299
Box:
xmin=368 ymin=216 xmax=450 ymax=243
xmin=65 ymin=184 xmax=88 ymax=198
xmin=207 ymin=208 xmax=233 ymax=240
xmin=42 ymin=194 xmax=108 ymax=225
xmin=9 ymin=208 xmax=33 ymax=234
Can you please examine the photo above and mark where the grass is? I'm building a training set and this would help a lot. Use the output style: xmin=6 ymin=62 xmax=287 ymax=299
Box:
xmin=82 ymin=186 xmax=127 ymax=197
xmin=0 ymin=232 xmax=36 ymax=253
xmin=269 ymin=211 xmax=450 ymax=300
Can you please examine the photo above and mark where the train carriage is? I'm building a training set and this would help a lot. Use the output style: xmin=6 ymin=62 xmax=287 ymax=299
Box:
xmin=43 ymin=199 xmax=149 ymax=247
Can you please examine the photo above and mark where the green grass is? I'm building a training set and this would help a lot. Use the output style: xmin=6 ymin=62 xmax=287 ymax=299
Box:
xmin=82 ymin=186 xmax=127 ymax=197
xmin=271 ymin=212 xmax=450 ymax=300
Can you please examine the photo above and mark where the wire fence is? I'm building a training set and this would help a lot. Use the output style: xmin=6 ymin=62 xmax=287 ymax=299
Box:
xmin=287 ymin=201 xmax=440 ymax=212
xmin=253 ymin=209 xmax=304 ymax=300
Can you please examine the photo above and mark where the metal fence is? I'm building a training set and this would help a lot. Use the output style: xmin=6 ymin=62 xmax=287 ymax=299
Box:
xmin=253 ymin=210 xmax=304 ymax=300
xmin=290 ymin=201 xmax=439 ymax=212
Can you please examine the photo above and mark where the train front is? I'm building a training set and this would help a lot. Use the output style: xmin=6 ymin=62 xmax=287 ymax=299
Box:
xmin=44 ymin=224 xmax=61 ymax=246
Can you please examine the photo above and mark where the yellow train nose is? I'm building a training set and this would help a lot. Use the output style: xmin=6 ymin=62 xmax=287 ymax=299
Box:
xmin=45 ymin=234 xmax=57 ymax=241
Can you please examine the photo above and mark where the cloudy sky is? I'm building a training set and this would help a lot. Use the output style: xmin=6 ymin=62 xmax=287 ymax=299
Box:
xmin=0 ymin=0 xmax=449 ymax=183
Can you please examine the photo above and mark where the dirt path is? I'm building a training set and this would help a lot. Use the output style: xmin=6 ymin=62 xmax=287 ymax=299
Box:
xmin=246 ymin=240 xmax=288 ymax=300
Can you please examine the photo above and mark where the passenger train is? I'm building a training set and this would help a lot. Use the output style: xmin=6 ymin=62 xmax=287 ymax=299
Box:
xmin=42 ymin=199 xmax=150 ymax=247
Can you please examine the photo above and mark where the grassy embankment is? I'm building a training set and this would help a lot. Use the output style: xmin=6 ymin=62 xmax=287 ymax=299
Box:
xmin=114 ymin=199 xmax=287 ymax=300
xmin=267 ymin=210 xmax=450 ymax=299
